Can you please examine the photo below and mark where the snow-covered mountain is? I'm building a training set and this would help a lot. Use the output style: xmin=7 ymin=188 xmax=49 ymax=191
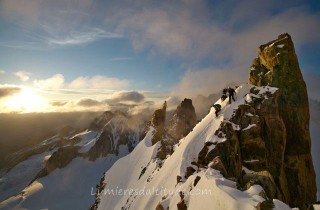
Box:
xmin=0 ymin=111 xmax=144 ymax=210
xmin=90 ymin=33 xmax=318 ymax=210
xmin=91 ymin=85 xmax=290 ymax=210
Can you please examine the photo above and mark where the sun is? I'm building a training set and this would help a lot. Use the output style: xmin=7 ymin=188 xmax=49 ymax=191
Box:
xmin=5 ymin=87 xmax=47 ymax=113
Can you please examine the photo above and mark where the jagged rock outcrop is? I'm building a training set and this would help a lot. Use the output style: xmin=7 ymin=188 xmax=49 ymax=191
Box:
xmin=167 ymin=98 xmax=197 ymax=142
xmin=142 ymin=101 xmax=167 ymax=145
xmin=159 ymin=99 xmax=197 ymax=160
xmin=198 ymin=121 xmax=242 ymax=179
xmin=196 ymin=86 xmax=291 ymax=206
xmin=249 ymin=33 xmax=317 ymax=209
xmin=142 ymin=99 xmax=197 ymax=160
xmin=230 ymin=87 xmax=290 ymax=201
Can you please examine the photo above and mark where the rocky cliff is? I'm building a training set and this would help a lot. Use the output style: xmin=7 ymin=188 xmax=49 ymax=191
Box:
xmin=248 ymin=33 xmax=317 ymax=209
xmin=167 ymin=98 xmax=197 ymax=142
xmin=144 ymin=99 xmax=197 ymax=160
xmin=147 ymin=101 xmax=167 ymax=145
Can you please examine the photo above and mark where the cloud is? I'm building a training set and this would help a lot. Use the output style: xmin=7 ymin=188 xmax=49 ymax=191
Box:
xmin=106 ymin=0 xmax=320 ymax=71
xmin=172 ymin=68 xmax=243 ymax=98
xmin=0 ymin=0 xmax=121 ymax=48
xmin=68 ymin=75 xmax=129 ymax=90
xmin=105 ymin=91 xmax=145 ymax=104
xmin=50 ymin=101 xmax=68 ymax=107
xmin=0 ymin=70 xmax=5 ymax=74
xmin=115 ymin=5 xmax=220 ymax=59
xmin=33 ymin=74 xmax=65 ymax=90
xmin=76 ymin=98 xmax=104 ymax=107
xmin=15 ymin=71 xmax=31 ymax=81
xmin=0 ymin=85 xmax=21 ymax=99
xmin=48 ymin=29 xmax=122 ymax=46
xmin=31 ymin=74 xmax=130 ymax=102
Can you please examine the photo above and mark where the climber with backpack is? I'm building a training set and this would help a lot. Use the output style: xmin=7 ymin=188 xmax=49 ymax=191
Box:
xmin=213 ymin=104 xmax=221 ymax=117
xmin=221 ymin=88 xmax=228 ymax=101
xmin=227 ymin=86 xmax=236 ymax=104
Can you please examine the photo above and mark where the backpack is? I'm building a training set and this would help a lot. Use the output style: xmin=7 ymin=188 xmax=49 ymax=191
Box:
xmin=214 ymin=104 xmax=221 ymax=110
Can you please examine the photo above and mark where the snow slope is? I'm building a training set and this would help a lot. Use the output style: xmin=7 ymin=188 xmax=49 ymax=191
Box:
xmin=0 ymin=113 xmax=141 ymax=210
xmin=0 ymin=150 xmax=55 ymax=202
xmin=96 ymin=84 xmax=290 ymax=210
xmin=0 ymin=155 xmax=126 ymax=210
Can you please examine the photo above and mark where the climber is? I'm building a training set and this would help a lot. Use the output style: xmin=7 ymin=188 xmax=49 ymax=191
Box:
xmin=221 ymin=88 xmax=228 ymax=101
xmin=227 ymin=86 xmax=236 ymax=104
xmin=213 ymin=104 xmax=221 ymax=117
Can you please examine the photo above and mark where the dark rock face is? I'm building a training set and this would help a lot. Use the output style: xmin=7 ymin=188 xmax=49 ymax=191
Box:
xmin=167 ymin=98 xmax=197 ymax=142
xmin=249 ymin=33 xmax=317 ymax=209
xmin=87 ymin=111 xmax=140 ymax=160
xmin=35 ymin=146 xmax=79 ymax=179
xmin=151 ymin=101 xmax=167 ymax=145
xmin=155 ymin=203 xmax=165 ymax=210
xmin=89 ymin=111 xmax=115 ymax=130
xmin=87 ymin=131 xmax=113 ymax=160
xmin=198 ymin=122 xmax=242 ymax=179
xmin=196 ymin=87 xmax=290 ymax=205
xmin=89 ymin=172 xmax=106 ymax=210
xmin=161 ymin=99 xmax=197 ymax=160
xmin=142 ymin=99 xmax=197 ymax=160
xmin=142 ymin=101 xmax=167 ymax=145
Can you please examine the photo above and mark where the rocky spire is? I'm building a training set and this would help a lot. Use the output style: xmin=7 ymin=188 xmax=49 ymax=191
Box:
xmin=156 ymin=99 xmax=197 ymax=160
xmin=167 ymin=98 xmax=197 ymax=142
xmin=249 ymin=33 xmax=316 ymax=209
xmin=145 ymin=101 xmax=167 ymax=145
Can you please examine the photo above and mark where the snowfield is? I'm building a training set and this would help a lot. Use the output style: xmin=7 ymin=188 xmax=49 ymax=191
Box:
xmin=0 ymin=114 xmax=139 ymax=210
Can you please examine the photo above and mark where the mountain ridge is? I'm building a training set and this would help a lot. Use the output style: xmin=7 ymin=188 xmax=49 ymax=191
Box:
xmin=91 ymin=33 xmax=317 ymax=210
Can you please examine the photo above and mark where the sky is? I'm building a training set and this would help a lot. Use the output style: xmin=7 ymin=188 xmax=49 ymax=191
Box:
xmin=0 ymin=0 xmax=320 ymax=113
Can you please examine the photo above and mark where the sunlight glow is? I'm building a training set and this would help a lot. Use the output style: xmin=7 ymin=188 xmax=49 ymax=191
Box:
xmin=4 ymin=87 xmax=47 ymax=113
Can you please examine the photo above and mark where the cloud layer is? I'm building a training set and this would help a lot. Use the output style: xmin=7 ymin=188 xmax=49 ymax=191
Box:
xmin=41 ymin=90 xmax=147 ymax=113
xmin=48 ymin=29 xmax=122 ymax=46
xmin=33 ymin=74 xmax=129 ymax=91
xmin=68 ymin=76 xmax=129 ymax=90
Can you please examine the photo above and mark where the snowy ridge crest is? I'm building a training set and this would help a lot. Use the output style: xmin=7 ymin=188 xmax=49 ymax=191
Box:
xmin=94 ymin=84 xmax=291 ymax=210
